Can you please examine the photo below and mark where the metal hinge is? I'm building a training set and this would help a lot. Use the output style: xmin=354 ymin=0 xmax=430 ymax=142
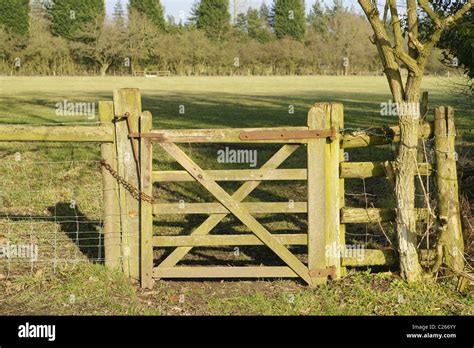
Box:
xmin=308 ymin=266 xmax=337 ymax=279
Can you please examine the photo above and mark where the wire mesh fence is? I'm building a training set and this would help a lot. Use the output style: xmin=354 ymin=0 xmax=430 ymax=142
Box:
xmin=0 ymin=141 xmax=126 ymax=277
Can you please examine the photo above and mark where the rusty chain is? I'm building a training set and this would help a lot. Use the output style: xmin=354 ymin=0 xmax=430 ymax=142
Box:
xmin=100 ymin=159 xmax=156 ymax=204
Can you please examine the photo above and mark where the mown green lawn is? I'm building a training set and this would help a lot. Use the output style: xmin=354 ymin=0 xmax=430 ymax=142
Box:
xmin=0 ymin=76 xmax=472 ymax=315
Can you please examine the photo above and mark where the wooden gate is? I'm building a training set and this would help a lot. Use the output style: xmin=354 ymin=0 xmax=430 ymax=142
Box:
xmin=100 ymin=89 xmax=463 ymax=289
xmin=118 ymin=93 xmax=345 ymax=288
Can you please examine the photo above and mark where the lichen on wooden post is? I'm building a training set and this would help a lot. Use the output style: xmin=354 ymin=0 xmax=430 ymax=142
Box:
xmin=434 ymin=106 xmax=464 ymax=273
xmin=307 ymin=103 xmax=343 ymax=284
xmin=140 ymin=111 xmax=154 ymax=289
xmin=113 ymin=88 xmax=142 ymax=280
xmin=99 ymin=101 xmax=122 ymax=270
xmin=307 ymin=104 xmax=327 ymax=286
xmin=327 ymin=104 xmax=343 ymax=279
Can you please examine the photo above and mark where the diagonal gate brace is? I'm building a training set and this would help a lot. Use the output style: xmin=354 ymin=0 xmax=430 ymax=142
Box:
xmin=158 ymin=142 xmax=313 ymax=285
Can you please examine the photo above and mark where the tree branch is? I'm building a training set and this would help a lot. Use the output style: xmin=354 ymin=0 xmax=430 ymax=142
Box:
xmin=358 ymin=0 xmax=405 ymax=101
xmin=389 ymin=0 xmax=420 ymax=74
xmin=407 ymin=0 xmax=419 ymax=59
xmin=418 ymin=0 xmax=442 ymax=28
xmin=418 ymin=0 xmax=473 ymax=64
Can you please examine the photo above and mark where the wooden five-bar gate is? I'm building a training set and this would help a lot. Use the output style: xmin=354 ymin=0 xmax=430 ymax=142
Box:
xmin=0 ymin=88 xmax=463 ymax=288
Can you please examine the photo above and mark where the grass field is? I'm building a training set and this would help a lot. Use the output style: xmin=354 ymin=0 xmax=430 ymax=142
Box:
xmin=0 ymin=76 xmax=472 ymax=315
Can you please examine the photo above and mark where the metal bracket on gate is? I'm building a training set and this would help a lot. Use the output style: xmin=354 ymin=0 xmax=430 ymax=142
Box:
xmin=308 ymin=266 xmax=337 ymax=279
xmin=239 ymin=127 xmax=337 ymax=141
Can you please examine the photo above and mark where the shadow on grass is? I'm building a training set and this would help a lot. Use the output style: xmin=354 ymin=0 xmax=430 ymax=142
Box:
xmin=47 ymin=202 xmax=103 ymax=262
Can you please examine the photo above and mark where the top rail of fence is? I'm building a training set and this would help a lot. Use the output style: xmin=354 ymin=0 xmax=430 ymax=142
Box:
xmin=0 ymin=124 xmax=114 ymax=143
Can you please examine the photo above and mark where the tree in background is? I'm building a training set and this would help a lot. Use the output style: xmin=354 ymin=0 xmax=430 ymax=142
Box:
xmin=307 ymin=0 xmax=327 ymax=33
xmin=113 ymin=0 xmax=126 ymax=29
xmin=236 ymin=7 xmax=274 ymax=43
xmin=71 ymin=19 xmax=126 ymax=76
xmin=193 ymin=0 xmax=230 ymax=41
xmin=24 ymin=0 xmax=70 ymax=75
xmin=126 ymin=10 xmax=161 ymax=73
xmin=0 ymin=0 xmax=29 ymax=36
xmin=247 ymin=8 xmax=274 ymax=43
xmin=270 ymin=0 xmax=306 ymax=41
xmin=47 ymin=0 xmax=105 ymax=40
xmin=128 ymin=0 xmax=165 ymax=31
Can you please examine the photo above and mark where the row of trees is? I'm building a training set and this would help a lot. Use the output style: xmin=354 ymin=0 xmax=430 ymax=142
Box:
xmin=0 ymin=0 xmax=463 ymax=76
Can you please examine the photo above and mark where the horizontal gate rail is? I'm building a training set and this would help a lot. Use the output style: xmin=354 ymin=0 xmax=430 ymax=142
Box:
xmin=153 ymin=168 xmax=307 ymax=182
xmin=153 ymin=234 xmax=307 ymax=247
xmin=153 ymin=202 xmax=307 ymax=215
xmin=131 ymin=127 xmax=310 ymax=143
xmin=238 ymin=127 xmax=337 ymax=141
xmin=153 ymin=266 xmax=299 ymax=278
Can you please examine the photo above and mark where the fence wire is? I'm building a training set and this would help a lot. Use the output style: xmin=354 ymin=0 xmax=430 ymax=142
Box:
xmin=343 ymin=133 xmax=438 ymax=264
xmin=0 ymin=142 xmax=129 ymax=277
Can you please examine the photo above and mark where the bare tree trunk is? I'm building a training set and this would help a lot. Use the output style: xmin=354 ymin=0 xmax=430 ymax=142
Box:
xmin=394 ymin=81 xmax=423 ymax=281
xmin=100 ymin=63 xmax=110 ymax=77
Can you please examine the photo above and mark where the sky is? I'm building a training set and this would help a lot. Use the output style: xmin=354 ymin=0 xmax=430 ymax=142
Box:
xmin=104 ymin=0 xmax=366 ymax=22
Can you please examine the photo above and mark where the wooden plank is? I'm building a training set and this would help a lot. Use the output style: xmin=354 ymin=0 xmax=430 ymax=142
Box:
xmin=158 ymin=142 xmax=312 ymax=285
xmin=113 ymin=88 xmax=142 ymax=280
xmin=155 ymin=145 xmax=299 ymax=270
xmin=99 ymin=101 xmax=122 ymax=270
xmin=342 ymin=122 xmax=433 ymax=148
xmin=342 ymin=249 xmax=435 ymax=266
xmin=434 ymin=106 xmax=464 ymax=272
xmin=0 ymin=125 xmax=114 ymax=142
xmin=239 ymin=128 xmax=336 ymax=141
xmin=153 ymin=202 xmax=307 ymax=215
xmin=340 ymin=162 xmax=432 ymax=178
xmin=149 ymin=127 xmax=309 ymax=143
xmin=153 ymin=266 xmax=299 ymax=278
xmin=341 ymin=208 xmax=429 ymax=224
xmin=326 ymin=104 xmax=343 ymax=278
xmin=307 ymin=104 xmax=327 ymax=285
xmin=140 ymin=111 xmax=154 ymax=289
xmin=342 ymin=249 xmax=398 ymax=266
xmin=338 ymin=105 xmax=346 ymax=277
xmin=153 ymin=234 xmax=307 ymax=247
xmin=153 ymin=168 xmax=307 ymax=182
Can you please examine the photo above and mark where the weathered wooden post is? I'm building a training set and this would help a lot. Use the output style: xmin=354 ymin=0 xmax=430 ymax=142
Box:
xmin=99 ymin=101 xmax=122 ymax=270
xmin=307 ymin=103 xmax=343 ymax=285
xmin=326 ymin=104 xmax=344 ymax=279
xmin=307 ymin=104 xmax=327 ymax=286
xmin=434 ymin=106 xmax=464 ymax=272
xmin=113 ymin=88 xmax=142 ymax=280
xmin=140 ymin=111 xmax=154 ymax=288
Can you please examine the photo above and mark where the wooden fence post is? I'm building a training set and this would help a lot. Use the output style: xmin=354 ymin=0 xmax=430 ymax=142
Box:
xmin=307 ymin=103 xmax=343 ymax=284
xmin=99 ymin=101 xmax=122 ymax=270
xmin=333 ymin=104 xmax=345 ymax=278
xmin=326 ymin=104 xmax=343 ymax=279
xmin=434 ymin=106 xmax=464 ymax=272
xmin=140 ymin=111 xmax=154 ymax=288
xmin=113 ymin=88 xmax=142 ymax=280
xmin=307 ymin=105 xmax=327 ymax=285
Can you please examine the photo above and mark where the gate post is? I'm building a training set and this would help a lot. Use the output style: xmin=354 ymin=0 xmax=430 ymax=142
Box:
xmin=328 ymin=104 xmax=344 ymax=279
xmin=434 ymin=106 xmax=464 ymax=273
xmin=113 ymin=88 xmax=142 ymax=280
xmin=140 ymin=111 xmax=154 ymax=288
xmin=307 ymin=105 xmax=327 ymax=285
xmin=99 ymin=101 xmax=122 ymax=270
xmin=307 ymin=103 xmax=343 ymax=286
